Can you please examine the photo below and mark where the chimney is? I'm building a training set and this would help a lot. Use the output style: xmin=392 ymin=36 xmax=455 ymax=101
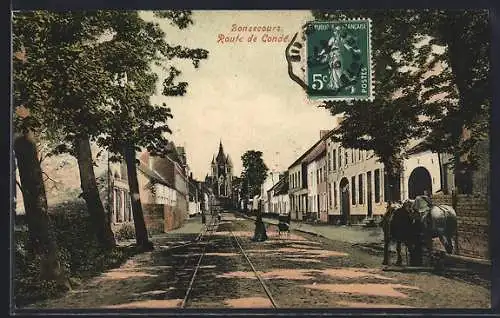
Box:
xmin=320 ymin=130 xmax=330 ymax=139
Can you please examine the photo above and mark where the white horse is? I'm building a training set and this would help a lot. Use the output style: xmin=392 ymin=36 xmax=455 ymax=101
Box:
xmin=406 ymin=195 xmax=457 ymax=254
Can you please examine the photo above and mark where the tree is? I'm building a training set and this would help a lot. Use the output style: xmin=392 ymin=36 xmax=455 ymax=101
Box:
xmin=411 ymin=10 xmax=490 ymax=193
xmin=12 ymin=17 xmax=70 ymax=289
xmin=287 ymin=10 xmax=490 ymax=198
xmin=96 ymin=11 xmax=208 ymax=250
xmin=309 ymin=10 xmax=427 ymax=203
xmin=241 ymin=150 xmax=269 ymax=242
xmin=12 ymin=11 xmax=118 ymax=249
xmin=241 ymin=150 xmax=269 ymax=201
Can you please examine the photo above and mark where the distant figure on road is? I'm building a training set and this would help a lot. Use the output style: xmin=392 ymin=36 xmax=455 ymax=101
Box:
xmin=252 ymin=212 xmax=268 ymax=242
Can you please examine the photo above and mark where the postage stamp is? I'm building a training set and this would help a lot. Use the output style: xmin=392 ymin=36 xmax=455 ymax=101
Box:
xmin=305 ymin=19 xmax=373 ymax=101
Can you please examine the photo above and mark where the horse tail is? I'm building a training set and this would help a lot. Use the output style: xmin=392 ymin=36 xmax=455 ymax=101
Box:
xmin=445 ymin=207 xmax=458 ymax=235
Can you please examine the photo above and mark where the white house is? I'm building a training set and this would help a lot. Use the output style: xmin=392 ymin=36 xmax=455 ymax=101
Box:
xmin=325 ymin=133 xmax=443 ymax=225
xmin=304 ymin=137 xmax=328 ymax=221
xmin=401 ymin=143 xmax=442 ymax=201
xmin=268 ymin=172 xmax=290 ymax=216
xmin=260 ymin=171 xmax=281 ymax=213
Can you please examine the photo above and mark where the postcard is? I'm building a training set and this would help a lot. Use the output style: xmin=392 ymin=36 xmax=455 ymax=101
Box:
xmin=12 ymin=9 xmax=491 ymax=311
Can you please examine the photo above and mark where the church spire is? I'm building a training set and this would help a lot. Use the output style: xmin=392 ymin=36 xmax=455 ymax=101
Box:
xmin=216 ymin=140 xmax=226 ymax=163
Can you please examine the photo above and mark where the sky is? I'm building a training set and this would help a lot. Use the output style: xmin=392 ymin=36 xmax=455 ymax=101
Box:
xmin=140 ymin=11 xmax=338 ymax=180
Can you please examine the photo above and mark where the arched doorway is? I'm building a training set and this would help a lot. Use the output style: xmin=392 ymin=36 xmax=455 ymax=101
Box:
xmin=408 ymin=167 xmax=432 ymax=199
xmin=339 ymin=177 xmax=350 ymax=225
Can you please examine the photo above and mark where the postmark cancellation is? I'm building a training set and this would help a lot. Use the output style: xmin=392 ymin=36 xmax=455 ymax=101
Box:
xmin=286 ymin=18 xmax=374 ymax=102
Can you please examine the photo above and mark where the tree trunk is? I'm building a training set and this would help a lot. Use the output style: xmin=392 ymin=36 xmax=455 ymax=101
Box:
xmin=14 ymin=131 xmax=69 ymax=289
xmin=446 ymin=32 xmax=475 ymax=195
xmin=384 ymin=162 xmax=401 ymax=204
xmin=74 ymin=135 xmax=116 ymax=249
xmin=123 ymin=143 xmax=153 ymax=250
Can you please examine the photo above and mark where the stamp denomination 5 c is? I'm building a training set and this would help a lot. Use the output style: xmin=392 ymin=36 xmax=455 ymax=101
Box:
xmin=305 ymin=19 xmax=373 ymax=101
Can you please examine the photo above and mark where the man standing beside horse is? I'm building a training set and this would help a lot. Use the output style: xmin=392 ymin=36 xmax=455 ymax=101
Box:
xmin=381 ymin=194 xmax=457 ymax=267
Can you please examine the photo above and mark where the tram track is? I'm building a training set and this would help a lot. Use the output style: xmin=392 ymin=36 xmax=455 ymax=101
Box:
xmin=179 ymin=215 xmax=219 ymax=308
xmin=179 ymin=213 xmax=278 ymax=309
xmin=229 ymin=229 xmax=279 ymax=309
xmin=161 ymin=215 xmax=218 ymax=253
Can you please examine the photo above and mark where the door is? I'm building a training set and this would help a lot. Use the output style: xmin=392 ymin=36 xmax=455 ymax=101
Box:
xmin=339 ymin=178 xmax=350 ymax=225
xmin=408 ymin=167 xmax=432 ymax=199
xmin=367 ymin=171 xmax=373 ymax=217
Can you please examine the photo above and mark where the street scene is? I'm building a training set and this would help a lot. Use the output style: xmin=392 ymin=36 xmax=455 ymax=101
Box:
xmin=27 ymin=211 xmax=489 ymax=309
xmin=12 ymin=9 xmax=491 ymax=312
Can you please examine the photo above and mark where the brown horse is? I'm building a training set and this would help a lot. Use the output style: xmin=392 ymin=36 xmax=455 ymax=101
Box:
xmin=381 ymin=202 xmax=421 ymax=266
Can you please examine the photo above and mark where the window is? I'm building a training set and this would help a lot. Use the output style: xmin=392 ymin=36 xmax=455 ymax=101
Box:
xmin=298 ymin=171 xmax=301 ymax=187
xmin=358 ymin=149 xmax=361 ymax=161
xmin=345 ymin=149 xmax=348 ymax=166
xmin=374 ymin=169 xmax=380 ymax=203
xmin=351 ymin=149 xmax=354 ymax=163
xmin=332 ymin=149 xmax=337 ymax=171
xmin=328 ymin=183 xmax=332 ymax=208
xmin=351 ymin=176 xmax=356 ymax=205
xmin=116 ymin=189 xmax=123 ymax=222
xmin=339 ymin=148 xmax=342 ymax=168
xmin=327 ymin=153 xmax=331 ymax=171
xmin=358 ymin=174 xmax=364 ymax=205
xmin=334 ymin=182 xmax=337 ymax=207
xmin=113 ymin=189 xmax=118 ymax=223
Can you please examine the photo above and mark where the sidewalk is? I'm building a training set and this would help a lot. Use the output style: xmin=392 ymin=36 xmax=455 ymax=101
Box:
xmin=239 ymin=213 xmax=491 ymax=274
xmin=240 ymin=214 xmax=384 ymax=245
xmin=152 ymin=214 xmax=214 ymax=238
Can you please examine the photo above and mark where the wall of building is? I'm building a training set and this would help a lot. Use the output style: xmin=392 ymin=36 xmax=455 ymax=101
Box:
xmin=288 ymin=164 xmax=306 ymax=220
xmin=471 ymin=139 xmax=490 ymax=196
xmin=142 ymin=204 xmax=165 ymax=235
xmin=432 ymin=193 xmax=489 ymax=259
xmin=261 ymin=172 xmax=280 ymax=213
xmin=307 ymin=160 xmax=318 ymax=215
xmin=326 ymin=139 xmax=386 ymax=224
xmin=270 ymin=193 xmax=289 ymax=215
xmin=189 ymin=201 xmax=200 ymax=216
xmin=401 ymin=150 xmax=441 ymax=201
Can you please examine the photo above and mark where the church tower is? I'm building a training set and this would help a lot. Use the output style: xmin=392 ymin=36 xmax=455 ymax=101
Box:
xmin=209 ymin=141 xmax=233 ymax=199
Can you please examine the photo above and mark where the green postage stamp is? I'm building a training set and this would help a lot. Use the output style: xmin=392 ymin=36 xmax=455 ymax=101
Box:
xmin=305 ymin=19 xmax=373 ymax=101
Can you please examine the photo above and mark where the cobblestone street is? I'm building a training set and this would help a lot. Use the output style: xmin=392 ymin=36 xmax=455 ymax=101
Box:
xmin=28 ymin=212 xmax=490 ymax=309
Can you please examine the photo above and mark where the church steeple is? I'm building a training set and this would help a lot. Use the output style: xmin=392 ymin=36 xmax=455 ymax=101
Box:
xmin=216 ymin=140 xmax=226 ymax=163
xmin=209 ymin=141 xmax=233 ymax=199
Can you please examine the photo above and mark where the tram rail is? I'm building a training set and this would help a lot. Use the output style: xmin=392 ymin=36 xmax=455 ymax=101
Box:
xmin=179 ymin=212 xmax=278 ymax=309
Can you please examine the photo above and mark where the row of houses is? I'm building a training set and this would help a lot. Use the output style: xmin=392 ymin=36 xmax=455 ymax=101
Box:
xmin=103 ymin=143 xmax=213 ymax=234
xmin=15 ymin=141 xmax=209 ymax=235
xmin=256 ymin=129 xmax=483 ymax=225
